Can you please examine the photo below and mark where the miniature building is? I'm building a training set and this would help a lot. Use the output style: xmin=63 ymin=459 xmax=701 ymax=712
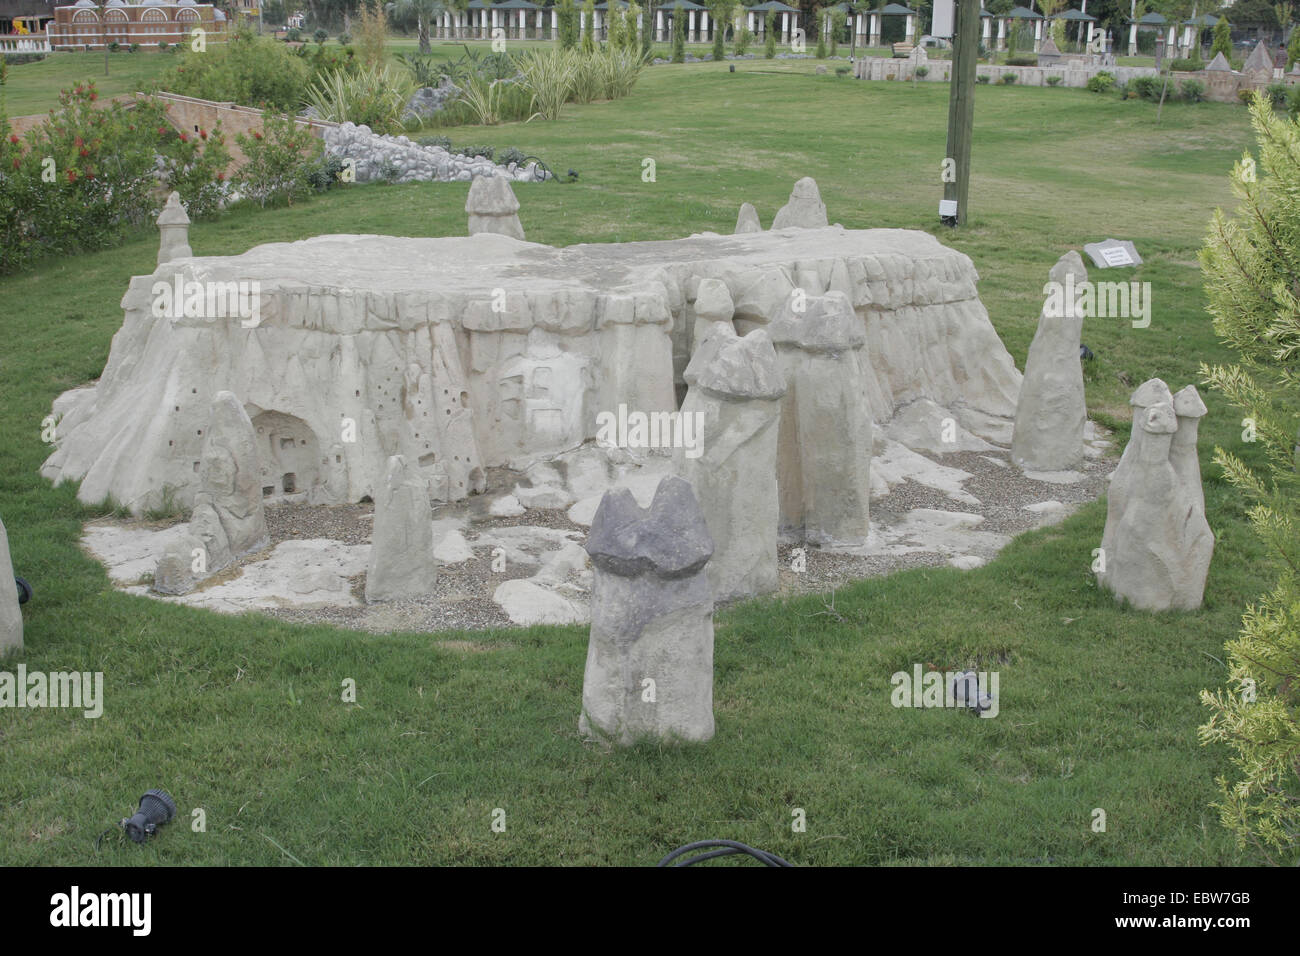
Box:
xmin=48 ymin=0 xmax=228 ymax=50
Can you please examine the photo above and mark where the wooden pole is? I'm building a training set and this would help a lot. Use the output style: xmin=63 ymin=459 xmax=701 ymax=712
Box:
xmin=942 ymin=0 xmax=979 ymax=226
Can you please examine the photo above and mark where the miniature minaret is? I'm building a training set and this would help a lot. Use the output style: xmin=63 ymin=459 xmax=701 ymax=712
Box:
xmin=156 ymin=191 xmax=192 ymax=265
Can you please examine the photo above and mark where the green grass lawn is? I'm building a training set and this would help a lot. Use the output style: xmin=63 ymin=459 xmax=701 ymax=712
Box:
xmin=0 ymin=63 xmax=1270 ymax=865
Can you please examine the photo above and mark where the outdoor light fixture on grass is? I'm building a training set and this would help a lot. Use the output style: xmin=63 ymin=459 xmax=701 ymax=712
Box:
xmin=123 ymin=789 xmax=177 ymax=844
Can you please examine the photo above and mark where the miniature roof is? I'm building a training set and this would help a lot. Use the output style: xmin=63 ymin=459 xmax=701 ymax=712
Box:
xmin=1051 ymin=8 xmax=1096 ymax=21
xmin=1243 ymin=40 xmax=1275 ymax=73
xmin=1005 ymin=6 xmax=1043 ymax=19
xmin=872 ymin=3 xmax=916 ymax=15
xmin=497 ymin=0 xmax=541 ymax=7
xmin=1183 ymin=14 xmax=1219 ymax=27
xmin=747 ymin=1 xmax=802 ymax=12
xmin=1205 ymin=51 xmax=1231 ymax=71
xmin=1136 ymin=11 xmax=1166 ymax=25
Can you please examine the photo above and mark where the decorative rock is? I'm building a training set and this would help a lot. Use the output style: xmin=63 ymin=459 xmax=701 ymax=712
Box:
xmin=154 ymin=392 xmax=269 ymax=594
xmin=489 ymin=494 xmax=526 ymax=517
xmin=493 ymin=578 xmax=585 ymax=626
xmin=676 ymin=324 xmax=786 ymax=602
xmin=734 ymin=202 xmax=762 ymax=234
xmin=466 ymin=174 xmax=525 ymax=240
xmin=771 ymin=177 xmax=828 ymax=230
xmin=365 ymin=455 xmax=438 ymax=603
xmin=433 ymin=529 xmax=475 ymax=564
xmin=0 ymin=516 xmax=22 ymax=655
xmin=1011 ymin=251 xmax=1087 ymax=471
xmin=767 ymin=291 xmax=873 ymax=546
xmin=579 ymin=475 xmax=716 ymax=745
xmin=1097 ymin=380 xmax=1214 ymax=610
xmin=691 ymin=277 xmax=736 ymax=352
xmin=156 ymin=191 xmax=192 ymax=266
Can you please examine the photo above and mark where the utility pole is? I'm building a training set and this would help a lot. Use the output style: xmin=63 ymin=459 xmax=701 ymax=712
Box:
xmin=941 ymin=0 xmax=979 ymax=226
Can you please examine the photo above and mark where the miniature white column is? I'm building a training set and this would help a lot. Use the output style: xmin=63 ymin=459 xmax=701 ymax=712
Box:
xmin=982 ymin=16 xmax=991 ymax=45
xmin=657 ymin=9 xmax=665 ymax=39
xmin=1086 ymin=22 xmax=1094 ymax=47
xmin=551 ymin=9 xmax=558 ymax=37
xmin=870 ymin=12 xmax=880 ymax=45
xmin=905 ymin=14 xmax=914 ymax=43
xmin=688 ymin=10 xmax=695 ymax=42
xmin=157 ymin=190 xmax=192 ymax=265
xmin=1033 ymin=18 xmax=1042 ymax=52
xmin=855 ymin=13 xmax=864 ymax=45
xmin=782 ymin=11 xmax=790 ymax=42
xmin=1128 ymin=22 xmax=1137 ymax=55
xmin=996 ymin=17 xmax=1005 ymax=49
xmin=702 ymin=11 xmax=709 ymax=41
xmin=594 ymin=9 xmax=602 ymax=38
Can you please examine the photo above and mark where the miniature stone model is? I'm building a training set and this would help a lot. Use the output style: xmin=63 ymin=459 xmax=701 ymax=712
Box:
xmin=466 ymin=174 xmax=525 ymax=240
xmin=767 ymin=291 xmax=873 ymax=546
xmin=734 ymin=202 xmax=762 ymax=234
xmin=1011 ymin=251 xmax=1087 ymax=471
xmin=580 ymin=475 xmax=716 ymax=745
xmin=676 ymin=324 xmax=786 ymax=602
xmin=0 ymin=516 xmax=22 ymax=655
xmin=365 ymin=454 xmax=438 ymax=603
xmin=43 ymin=195 xmax=1022 ymax=518
xmin=154 ymin=391 xmax=269 ymax=594
xmin=770 ymin=177 xmax=829 ymax=229
xmin=1098 ymin=379 xmax=1214 ymax=610
xmin=156 ymin=191 xmax=192 ymax=266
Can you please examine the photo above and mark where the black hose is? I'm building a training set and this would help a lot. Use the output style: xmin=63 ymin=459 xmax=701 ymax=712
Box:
xmin=657 ymin=840 xmax=793 ymax=867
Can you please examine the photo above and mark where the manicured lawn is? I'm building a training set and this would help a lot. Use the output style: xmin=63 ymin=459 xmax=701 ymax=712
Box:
xmin=0 ymin=64 xmax=1267 ymax=864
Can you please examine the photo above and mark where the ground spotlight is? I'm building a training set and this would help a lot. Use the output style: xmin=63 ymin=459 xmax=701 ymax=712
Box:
xmin=122 ymin=789 xmax=177 ymax=843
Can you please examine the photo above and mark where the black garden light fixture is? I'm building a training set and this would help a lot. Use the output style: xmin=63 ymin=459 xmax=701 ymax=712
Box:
xmin=123 ymin=789 xmax=177 ymax=844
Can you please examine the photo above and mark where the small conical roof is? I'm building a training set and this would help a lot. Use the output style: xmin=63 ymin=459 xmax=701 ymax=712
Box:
xmin=1205 ymin=51 xmax=1231 ymax=72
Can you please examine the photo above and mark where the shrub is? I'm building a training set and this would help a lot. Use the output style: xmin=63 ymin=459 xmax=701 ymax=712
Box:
xmin=515 ymin=46 xmax=577 ymax=120
xmin=914 ymin=65 xmax=929 ymax=78
xmin=596 ymin=46 xmax=646 ymax=99
xmin=1211 ymin=16 xmax=1231 ymax=60
xmin=395 ymin=52 xmax=441 ymax=88
xmin=305 ymin=64 xmax=416 ymax=133
xmin=1180 ymin=78 xmax=1205 ymax=102
xmin=234 ymin=112 xmax=322 ymax=207
xmin=1169 ymin=56 xmax=1204 ymax=72
xmin=711 ymin=0 xmax=734 ymax=61
xmin=1239 ymin=88 xmax=1256 ymax=104
xmin=1290 ymin=24 xmax=1300 ymax=69
xmin=158 ymin=41 xmax=168 ymax=52
xmin=570 ymin=49 xmax=606 ymax=102
xmin=1266 ymin=81 xmax=1288 ymax=107
xmin=454 ymin=74 xmax=507 ymax=125
xmin=1085 ymin=70 xmax=1115 ymax=94
xmin=338 ymin=32 xmax=352 ymax=45
xmin=735 ymin=27 xmax=753 ymax=55
xmin=834 ymin=65 xmax=850 ymax=75
xmin=417 ymin=133 xmax=452 ymax=148
xmin=582 ymin=0 xmax=596 ymax=56
xmin=976 ymin=74 xmax=990 ymax=83
xmin=764 ymin=11 xmax=776 ymax=58
xmin=305 ymin=153 xmax=346 ymax=191
xmin=1046 ymin=75 xmax=1062 ymax=86
xmin=1198 ymin=94 xmax=1300 ymax=865
xmin=557 ymin=0 xmax=579 ymax=50
xmin=108 ymin=42 xmax=120 ymax=53
xmin=286 ymin=28 xmax=302 ymax=42
xmin=128 ymin=42 xmax=139 ymax=53
xmin=1005 ymin=54 xmax=1036 ymax=66
xmin=1001 ymin=72 xmax=1016 ymax=84
xmin=1288 ymin=84 xmax=1300 ymax=118
xmin=498 ymin=146 xmax=527 ymax=167
xmin=156 ymin=122 xmax=232 ymax=220
xmin=1 ymin=84 xmax=169 ymax=272
xmin=160 ymin=31 xmax=312 ymax=111
xmin=313 ymin=29 xmax=329 ymax=44
xmin=1131 ymin=75 xmax=1161 ymax=101
xmin=674 ymin=8 xmax=687 ymax=63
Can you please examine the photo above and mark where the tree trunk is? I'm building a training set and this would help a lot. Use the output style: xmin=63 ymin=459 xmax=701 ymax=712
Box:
xmin=420 ymin=16 xmax=430 ymax=53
